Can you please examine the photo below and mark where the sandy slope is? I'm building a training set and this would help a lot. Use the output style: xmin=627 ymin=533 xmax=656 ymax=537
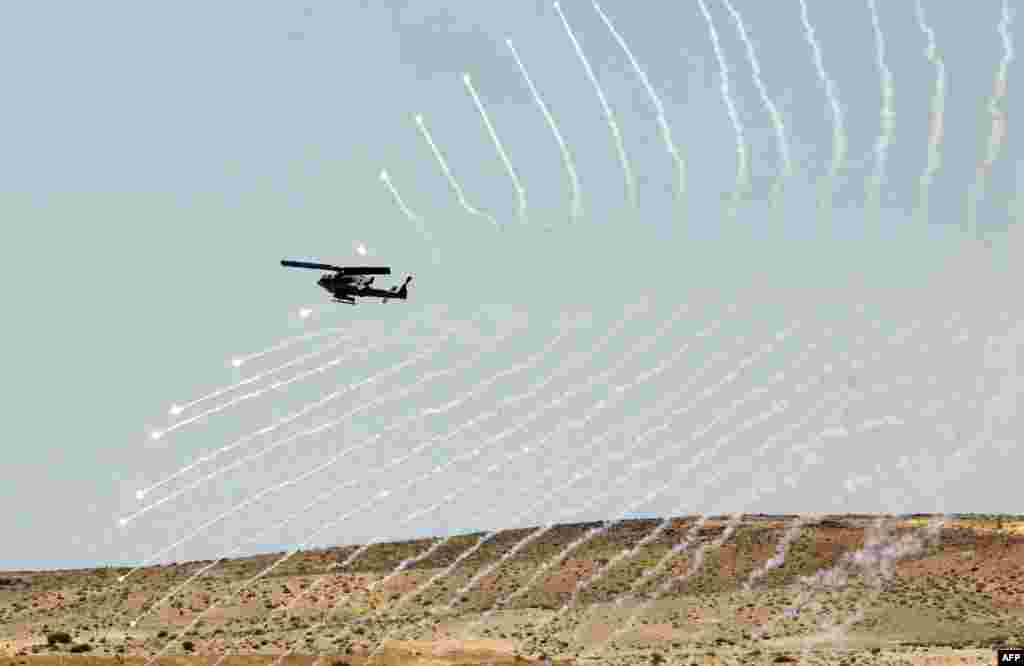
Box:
xmin=2 ymin=515 xmax=1022 ymax=665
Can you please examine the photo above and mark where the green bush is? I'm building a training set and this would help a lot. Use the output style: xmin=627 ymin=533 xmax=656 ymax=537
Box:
xmin=46 ymin=632 xmax=72 ymax=646
xmin=69 ymin=644 xmax=92 ymax=653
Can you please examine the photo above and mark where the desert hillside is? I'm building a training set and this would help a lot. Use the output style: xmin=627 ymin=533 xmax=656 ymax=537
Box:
xmin=2 ymin=514 xmax=1023 ymax=665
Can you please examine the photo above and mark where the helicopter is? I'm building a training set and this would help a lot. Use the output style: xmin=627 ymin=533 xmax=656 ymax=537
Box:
xmin=280 ymin=260 xmax=412 ymax=304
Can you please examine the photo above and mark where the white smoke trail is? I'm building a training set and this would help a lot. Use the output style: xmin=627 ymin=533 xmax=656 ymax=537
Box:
xmin=169 ymin=327 xmax=360 ymax=416
xmin=136 ymin=332 xmax=437 ymax=501
xmin=463 ymin=73 xmax=528 ymax=225
xmin=139 ymin=302 xmax=643 ymax=664
xmin=128 ymin=324 xmax=577 ymax=653
xmin=794 ymin=342 xmax=1014 ymax=653
xmin=714 ymin=316 xmax=968 ymax=650
xmin=466 ymin=335 xmax=822 ymax=638
xmin=553 ymin=1 xmax=638 ymax=213
xmin=913 ymin=0 xmax=946 ymax=225
xmin=359 ymin=320 xmax=724 ymax=618
xmin=383 ymin=326 xmax=801 ymax=650
xmin=506 ymin=38 xmax=584 ymax=224
xmin=307 ymin=306 xmax=724 ymax=657
xmin=119 ymin=339 xmax=455 ymax=564
xmin=719 ymin=0 xmax=791 ymax=216
xmin=792 ymin=521 xmax=935 ymax=659
xmin=383 ymin=314 xmax=931 ymax=654
xmin=865 ymin=0 xmax=896 ymax=224
xmin=696 ymin=0 xmax=748 ymax=218
xmin=127 ymin=330 xmax=512 ymax=525
xmin=798 ymin=0 xmax=846 ymax=229
xmin=743 ymin=513 xmax=822 ymax=592
xmin=967 ymin=0 xmax=1014 ymax=237
xmin=127 ymin=326 xmax=551 ymax=632
xmin=227 ymin=324 xmax=355 ymax=370
xmin=363 ymin=325 xmax=784 ymax=654
xmin=577 ymin=317 xmax=941 ymax=656
xmin=200 ymin=305 xmax=667 ymax=666
xmin=149 ymin=334 xmax=396 ymax=443
xmin=414 ymin=113 xmax=499 ymax=228
xmin=588 ymin=387 xmax=870 ymax=655
xmin=128 ymin=323 xmax=585 ymax=629
xmin=592 ymin=2 xmax=687 ymax=210
xmin=361 ymin=318 xmax=733 ymax=654
xmin=556 ymin=396 xmax=799 ymax=635
xmin=379 ymin=169 xmax=431 ymax=240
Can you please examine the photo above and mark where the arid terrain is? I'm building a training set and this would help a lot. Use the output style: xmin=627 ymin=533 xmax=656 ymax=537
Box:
xmin=2 ymin=514 xmax=1022 ymax=665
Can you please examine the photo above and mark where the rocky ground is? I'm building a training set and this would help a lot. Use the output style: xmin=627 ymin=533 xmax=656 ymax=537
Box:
xmin=2 ymin=514 xmax=1022 ymax=665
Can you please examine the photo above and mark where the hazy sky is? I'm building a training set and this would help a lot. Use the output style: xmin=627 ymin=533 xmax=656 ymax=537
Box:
xmin=2 ymin=1 xmax=1020 ymax=571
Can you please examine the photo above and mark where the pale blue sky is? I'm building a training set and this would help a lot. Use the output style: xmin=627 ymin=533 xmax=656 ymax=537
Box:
xmin=1 ymin=1 xmax=1020 ymax=570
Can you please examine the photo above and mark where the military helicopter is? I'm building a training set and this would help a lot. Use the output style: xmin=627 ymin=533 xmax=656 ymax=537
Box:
xmin=280 ymin=260 xmax=412 ymax=305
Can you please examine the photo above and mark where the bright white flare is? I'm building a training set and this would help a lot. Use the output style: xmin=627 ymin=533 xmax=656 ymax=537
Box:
xmin=168 ymin=328 xmax=359 ymax=419
xmin=380 ymin=168 xmax=430 ymax=239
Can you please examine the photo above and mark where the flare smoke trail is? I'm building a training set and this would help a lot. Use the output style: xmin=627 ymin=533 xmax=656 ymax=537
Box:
xmin=367 ymin=320 xmax=724 ymax=616
xmin=208 ymin=305 xmax=670 ymax=666
xmin=149 ymin=335 xmax=396 ymax=443
xmin=320 ymin=304 xmax=706 ymax=656
xmin=169 ymin=327 xmax=360 ymax=415
xmin=967 ymin=0 xmax=1014 ymax=237
xmin=464 ymin=335 xmax=822 ymax=640
xmin=463 ymin=73 xmax=528 ymax=225
xmin=363 ymin=318 xmax=735 ymax=655
xmin=119 ymin=340 xmax=455 ymax=569
xmin=696 ymin=0 xmax=749 ymax=220
xmin=865 ymin=0 xmax=896 ymax=228
xmin=402 ymin=325 xmax=801 ymax=645
xmin=914 ymin=0 xmax=946 ymax=226
xmin=506 ymin=38 xmax=584 ymax=223
xmin=228 ymin=324 xmax=354 ymax=370
xmin=592 ymin=2 xmax=687 ymax=213
xmin=798 ymin=0 xmax=847 ymax=231
xmin=792 ymin=521 xmax=935 ymax=659
xmin=128 ymin=332 xmax=510 ymax=526
xmin=529 ymin=389 xmax=847 ymax=652
xmin=577 ymin=317 xmax=934 ymax=655
xmin=554 ymin=1 xmax=638 ymax=213
xmin=414 ymin=113 xmax=499 ymax=228
xmin=587 ymin=386 xmax=887 ymax=656
xmin=744 ymin=514 xmax=822 ymax=592
xmin=126 ymin=324 xmax=583 ymax=630
xmin=719 ymin=0 xmax=792 ymax=216
xmin=800 ymin=340 xmax=1014 ymax=653
xmin=126 ymin=334 xmax=547 ymax=628
xmin=366 ymin=325 xmax=786 ymax=653
xmin=379 ymin=169 xmax=430 ymax=240
xmin=735 ymin=317 xmax=964 ymax=647
xmin=136 ymin=329 xmax=435 ymax=502
xmin=142 ymin=304 xmax=641 ymax=666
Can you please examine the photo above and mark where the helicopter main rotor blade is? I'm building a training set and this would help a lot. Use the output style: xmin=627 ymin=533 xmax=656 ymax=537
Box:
xmin=280 ymin=260 xmax=391 ymax=276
